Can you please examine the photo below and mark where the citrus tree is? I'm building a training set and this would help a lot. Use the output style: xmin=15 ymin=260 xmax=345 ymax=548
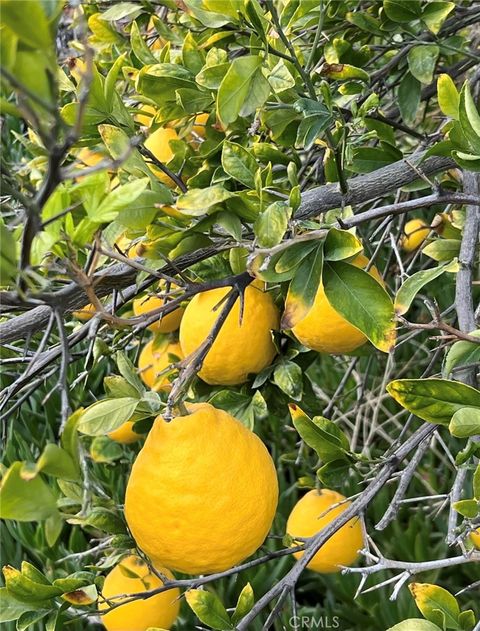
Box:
xmin=1 ymin=1 xmax=480 ymax=630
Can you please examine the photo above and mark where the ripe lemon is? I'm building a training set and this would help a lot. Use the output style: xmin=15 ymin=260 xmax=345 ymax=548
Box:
xmin=290 ymin=253 xmax=383 ymax=354
xmin=124 ymin=403 xmax=279 ymax=574
xmin=287 ymin=489 xmax=364 ymax=573
xmin=72 ymin=303 xmax=97 ymax=321
xmin=144 ymin=127 xmax=178 ymax=187
xmin=133 ymin=291 xmax=184 ymax=334
xmin=98 ymin=555 xmax=179 ymax=631
xmin=135 ymin=103 xmax=157 ymax=127
xmin=179 ymin=284 xmax=279 ymax=385
xmin=190 ymin=112 xmax=209 ymax=144
xmin=137 ymin=340 xmax=182 ymax=390
xmin=401 ymin=219 xmax=430 ymax=252
xmin=108 ymin=421 xmax=142 ymax=444
xmin=471 ymin=528 xmax=480 ymax=549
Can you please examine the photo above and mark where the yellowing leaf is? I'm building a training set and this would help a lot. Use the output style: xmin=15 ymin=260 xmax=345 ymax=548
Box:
xmin=409 ymin=583 xmax=460 ymax=630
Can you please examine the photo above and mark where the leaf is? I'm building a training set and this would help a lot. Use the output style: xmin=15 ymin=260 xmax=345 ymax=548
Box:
xmin=459 ymin=82 xmax=480 ymax=155
xmin=0 ymin=462 xmax=57 ymax=521
xmin=422 ymin=2 xmax=455 ymax=34
xmin=85 ymin=508 xmax=126 ymax=535
xmin=77 ymin=398 xmax=139 ymax=436
xmin=90 ymin=436 xmax=123 ymax=463
xmin=274 ymin=241 xmax=317 ymax=274
xmin=16 ymin=610 xmax=49 ymax=630
xmin=437 ymin=73 xmax=459 ymax=120
xmin=289 ymin=405 xmax=350 ymax=463
xmin=136 ymin=63 xmax=196 ymax=105
xmin=474 ymin=464 xmax=480 ymax=501
xmin=2 ymin=566 xmax=62 ymax=603
xmin=0 ymin=589 xmax=42 ymax=623
xmin=296 ymin=113 xmax=333 ymax=150
xmin=449 ymin=408 xmax=480 ymax=438
xmin=116 ymin=351 xmax=145 ymax=395
xmin=452 ymin=499 xmax=478 ymax=519
xmin=130 ymin=21 xmax=157 ymax=65
xmin=387 ymin=621 xmax=443 ymax=631
xmin=221 ymin=142 xmax=257 ymax=188
xmin=0 ymin=222 xmax=18 ymax=286
xmin=444 ymin=331 xmax=480 ymax=378
xmin=398 ymin=73 xmax=421 ymax=124
xmin=281 ymin=244 xmax=323 ymax=329
xmin=61 ymin=584 xmax=98 ymax=606
xmin=182 ymin=31 xmax=205 ymax=74
xmin=409 ymin=583 xmax=460 ymax=630
xmin=407 ymin=45 xmax=439 ymax=84
xmin=324 ymin=228 xmax=363 ymax=261
xmin=176 ymin=186 xmax=236 ymax=216
xmin=273 ymin=360 xmax=303 ymax=401
xmin=231 ymin=583 xmax=254 ymax=626
xmin=1 ymin=0 xmax=51 ymax=51
xmin=185 ymin=589 xmax=233 ymax=630
xmin=323 ymin=261 xmax=396 ymax=353
xmin=104 ymin=375 xmax=141 ymax=399
xmin=93 ymin=179 xmax=149 ymax=222
xmin=317 ymin=459 xmax=352 ymax=488
xmin=451 ymin=151 xmax=480 ymax=172
xmin=387 ymin=378 xmax=480 ymax=425
xmin=254 ymin=201 xmax=291 ymax=248
xmin=24 ymin=444 xmax=80 ymax=482
xmin=422 ymin=239 xmax=461 ymax=262
xmin=215 ymin=211 xmax=242 ymax=242
xmin=268 ymin=60 xmax=295 ymax=93
xmin=350 ymin=145 xmax=402 ymax=173
xmin=458 ymin=610 xmax=476 ymax=631
xmin=383 ymin=0 xmax=422 ymax=22
xmin=395 ymin=260 xmax=459 ymax=315
xmin=217 ymin=55 xmax=269 ymax=126
xmin=320 ymin=63 xmax=369 ymax=82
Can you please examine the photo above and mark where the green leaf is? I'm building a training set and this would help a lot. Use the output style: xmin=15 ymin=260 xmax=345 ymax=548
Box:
xmin=274 ymin=241 xmax=317 ymax=274
xmin=0 ymin=589 xmax=42 ymax=623
xmin=130 ymin=21 xmax=157 ymax=65
xmin=289 ymin=405 xmax=350 ymax=463
xmin=77 ymin=398 xmax=139 ymax=436
xmin=422 ymin=2 xmax=455 ymax=34
xmin=2 ymin=566 xmax=62 ymax=603
xmin=452 ymin=499 xmax=479 ymax=519
xmin=254 ymin=201 xmax=291 ymax=248
xmin=1 ymin=0 xmax=51 ymax=51
xmin=451 ymin=151 xmax=480 ymax=172
xmin=196 ymin=63 xmax=230 ymax=90
xmin=459 ymin=82 xmax=480 ymax=155
xmin=215 ymin=211 xmax=242 ymax=242
xmin=85 ymin=508 xmax=126 ymax=535
xmin=444 ymin=332 xmax=480 ymax=378
xmin=25 ymin=444 xmax=80 ymax=482
xmin=93 ymin=179 xmax=149 ymax=222
xmin=104 ymin=375 xmax=142 ymax=399
xmin=407 ymin=45 xmax=439 ymax=84
xmin=0 ymin=222 xmax=18 ymax=286
xmin=320 ymin=63 xmax=369 ymax=82
xmin=398 ymin=73 xmax=421 ymax=124
xmin=409 ymin=583 xmax=460 ymax=630
xmin=351 ymin=145 xmax=402 ymax=173
xmin=221 ymin=142 xmax=257 ymax=188
xmin=176 ymin=185 xmax=236 ymax=216
xmin=474 ymin=463 xmax=480 ymax=501
xmin=437 ymin=74 xmax=459 ymax=119
xmin=136 ymin=63 xmax=196 ymax=105
xmin=182 ymin=31 xmax=205 ymax=74
xmin=273 ymin=360 xmax=303 ymax=401
xmin=90 ymin=436 xmax=123 ymax=463
xmin=185 ymin=589 xmax=233 ymax=630
xmin=116 ymin=351 xmax=145 ymax=395
xmin=388 ymin=621 xmax=443 ymax=631
xmin=217 ymin=55 xmax=269 ymax=126
xmin=281 ymin=244 xmax=323 ymax=329
xmin=387 ymin=378 xmax=480 ymax=425
xmin=296 ymin=113 xmax=333 ymax=150
xmin=323 ymin=261 xmax=395 ymax=353
xmin=268 ymin=60 xmax=295 ymax=93
xmin=16 ymin=610 xmax=49 ymax=630
xmin=231 ymin=583 xmax=254 ymax=626
xmin=458 ymin=610 xmax=476 ymax=631
xmin=0 ymin=462 xmax=57 ymax=521
xmin=449 ymin=408 xmax=480 ymax=438
xmin=395 ymin=260 xmax=459 ymax=315
xmin=324 ymin=228 xmax=363 ymax=261
xmin=422 ymin=239 xmax=461 ymax=262
xmin=383 ymin=0 xmax=422 ymax=22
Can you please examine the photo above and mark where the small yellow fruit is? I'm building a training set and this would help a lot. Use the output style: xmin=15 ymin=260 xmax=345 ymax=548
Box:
xmin=471 ymin=528 xmax=480 ymax=549
xmin=401 ymin=219 xmax=430 ymax=252
xmin=179 ymin=284 xmax=279 ymax=385
xmin=77 ymin=147 xmax=104 ymax=168
xmin=287 ymin=489 xmax=364 ymax=573
xmin=144 ymin=127 xmax=179 ymax=187
xmin=114 ymin=234 xmax=138 ymax=259
xmin=291 ymin=253 xmax=383 ymax=355
xmin=190 ymin=112 xmax=209 ymax=143
xmin=98 ymin=555 xmax=179 ymax=631
xmin=73 ymin=303 xmax=97 ymax=321
xmin=108 ymin=421 xmax=142 ymax=444
xmin=125 ymin=403 xmax=279 ymax=574
xmin=133 ymin=292 xmax=184 ymax=334
xmin=136 ymin=104 xmax=157 ymax=127
xmin=137 ymin=340 xmax=182 ymax=390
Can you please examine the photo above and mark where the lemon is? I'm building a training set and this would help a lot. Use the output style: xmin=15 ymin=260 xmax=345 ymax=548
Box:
xmin=471 ymin=528 xmax=480 ymax=549
xmin=135 ymin=103 xmax=157 ymax=127
xmin=291 ymin=253 xmax=383 ymax=354
xmin=124 ymin=403 xmax=279 ymax=574
xmin=190 ymin=112 xmax=209 ymax=144
xmin=179 ymin=284 xmax=279 ymax=385
xmin=287 ymin=489 xmax=364 ymax=573
xmin=144 ymin=127 xmax=178 ymax=187
xmin=98 ymin=555 xmax=179 ymax=631
xmin=137 ymin=340 xmax=182 ymax=390
xmin=401 ymin=219 xmax=430 ymax=252
xmin=133 ymin=291 xmax=184 ymax=334
xmin=77 ymin=147 xmax=104 ymax=167
xmin=108 ymin=421 xmax=142 ymax=444
xmin=72 ymin=303 xmax=97 ymax=321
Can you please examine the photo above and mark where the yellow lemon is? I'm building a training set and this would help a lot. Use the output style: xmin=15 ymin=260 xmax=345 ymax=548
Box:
xmin=77 ymin=147 xmax=105 ymax=167
xmin=124 ymin=403 xmax=279 ymax=574
xmin=133 ymin=291 xmax=184 ymax=334
xmin=471 ymin=528 xmax=480 ymax=549
xmin=114 ymin=234 xmax=139 ymax=259
xmin=72 ymin=303 xmax=97 ymax=321
xmin=108 ymin=421 xmax=142 ymax=444
xmin=190 ymin=112 xmax=209 ymax=144
xmin=98 ymin=555 xmax=179 ymax=631
xmin=179 ymin=284 xmax=279 ymax=385
xmin=137 ymin=340 xmax=182 ymax=390
xmin=136 ymin=104 xmax=157 ymax=127
xmin=287 ymin=489 xmax=364 ymax=573
xmin=290 ymin=253 xmax=383 ymax=355
xmin=144 ymin=127 xmax=178 ymax=187
xmin=401 ymin=219 xmax=430 ymax=252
